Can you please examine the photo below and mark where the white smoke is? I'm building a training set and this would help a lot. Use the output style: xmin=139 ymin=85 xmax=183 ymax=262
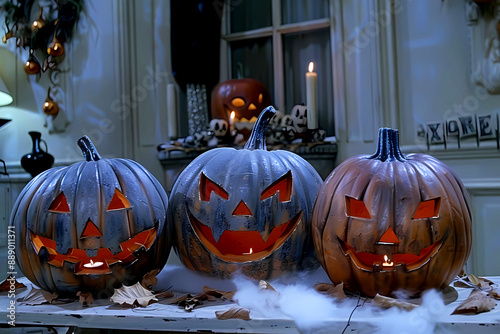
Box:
xmin=157 ymin=265 xmax=450 ymax=334
xmin=233 ymin=274 xmax=449 ymax=334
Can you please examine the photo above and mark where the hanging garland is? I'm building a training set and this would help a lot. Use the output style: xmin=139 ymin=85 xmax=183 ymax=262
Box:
xmin=1 ymin=0 xmax=83 ymax=117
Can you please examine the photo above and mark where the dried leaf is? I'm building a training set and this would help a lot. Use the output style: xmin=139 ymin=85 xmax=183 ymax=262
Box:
xmin=173 ymin=293 xmax=213 ymax=312
xmin=442 ymin=286 xmax=459 ymax=305
xmin=141 ymin=269 xmax=160 ymax=289
xmin=171 ymin=293 xmax=190 ymax=304
xmin=176 ymin=294 xmax=202 ymax=312
xmin=488 ymin=287 xmax=500 ymax=300
xmin=469 ymin=274 xmax=480 ymax=286
xmin=373 ymin=294 xmax=418 ymax=311
xmin=455 ymin=275 xmax=494 ymax=289
xmin=17 ymin=286 xmax=58 ymax=305
xmin=259 ymin=280 xmax=278 ymax=293
xmin=468 ymin=274 xmax=494 ymax=289
xmin=314 ymin=282 xmax=346 ymax=300
xmin=110 ymin=282 xmax=158 ymax=308
xmin=76 ymin=291 xmax=94 ymax=306
xmin=0 ymin=275 xmax=26 ymax=292
xmin=155 ymin=290 xmax=174 ymax=299
xmin=215 ymin=307 xmax=251 ymax=320
xmin=452 ymin=289 xmax=497 ymax=315
xmin=203 ymin=286 xmax=236 ymax=301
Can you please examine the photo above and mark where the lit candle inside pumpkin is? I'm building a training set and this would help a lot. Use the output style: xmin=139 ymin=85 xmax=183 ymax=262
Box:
xmin=243 ymin=247 xmax=253 ymax=255
xmin=83 ymin=259 xmax=104 ymax=268
xmin=306 ymin=62 xmax=318 ymax=129
xmin=382 ymin=255 xmax=394 ymax=268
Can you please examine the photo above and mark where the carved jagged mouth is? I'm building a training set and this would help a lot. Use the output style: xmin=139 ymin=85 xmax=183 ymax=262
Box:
xmin=188 ymin=208 xmax=302 ymax=263
xmin=29 ymin=224 xmax=158 ymax=275
xmin=337 ymin=237 xmax=444 ymax=272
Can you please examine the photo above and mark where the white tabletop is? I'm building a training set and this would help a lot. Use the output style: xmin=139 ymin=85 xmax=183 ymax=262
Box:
xmin=1 ymin=266 xmax=499 ymax=333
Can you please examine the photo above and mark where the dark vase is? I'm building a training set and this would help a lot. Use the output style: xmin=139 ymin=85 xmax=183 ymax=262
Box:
xmin=21 ymin=131 xmax=54 ymax=177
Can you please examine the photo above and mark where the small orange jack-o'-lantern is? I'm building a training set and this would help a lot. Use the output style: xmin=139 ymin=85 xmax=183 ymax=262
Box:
xmin=10 ymin=136 xmax=171 ymax=297
xmin=170 ymin=106 xmax=322 ymax=279
xmin=312 ymin=128 xmax=472 ymax=297
xmin=211 ymin=78 xmax=271 ymax=137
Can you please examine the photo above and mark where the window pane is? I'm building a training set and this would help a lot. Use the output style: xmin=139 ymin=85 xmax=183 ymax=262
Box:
xmin=283 ymin=29 xmax=334 ymax=135
xmin=230 ymin=0 xmax=272 ymax=33
xmin=281 ymin=0 xmax=328 ymax=25
xmin=230 ymin=37 xmax=274 ymax=101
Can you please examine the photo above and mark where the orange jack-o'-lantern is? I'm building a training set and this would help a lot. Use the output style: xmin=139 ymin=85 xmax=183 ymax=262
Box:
xmin=10 ymin=136 xmax=170 ymax=297
xmin=312 ymin=128 xmax=472 ymax=297
xmin=211 ymin=78 xmax=271 ymax=137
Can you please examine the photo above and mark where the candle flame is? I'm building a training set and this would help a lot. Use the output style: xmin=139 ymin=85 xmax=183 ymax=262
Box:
xmin=382 ymin=255 xmax=393 ymax=267
xmin=83 ymin=259 xmax=104 ymax=268
xmin=308 ymin=62 xmax=314 ymax=72
xmin=230 ymin=111 xmax=235 ymax=120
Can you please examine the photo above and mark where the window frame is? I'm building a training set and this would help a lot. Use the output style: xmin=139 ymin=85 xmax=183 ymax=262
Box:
xmin=219 ymin=0 xmax=336 ymax=133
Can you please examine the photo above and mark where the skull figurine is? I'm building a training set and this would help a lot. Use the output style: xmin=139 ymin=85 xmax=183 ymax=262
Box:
xmin=282 ymin=114 xmax=294 ymax=128
xmin=209 ymin=119 xmax=228 ymax=140
xmin=310 ymin=128 xmax=326 ymax=142
xmin=291 ymin=105 xmax=308 ymax=134
xmin=269 ymin=109 xmax=284 ymax=130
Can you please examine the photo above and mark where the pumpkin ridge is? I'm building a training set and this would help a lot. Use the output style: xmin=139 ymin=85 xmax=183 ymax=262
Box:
xmin=18 ymin=173 xmax=54 ymax=290
xmin=416 ymin=158 xmax=472 ymax=286
xmin=29 ymin=171 xmax=61 ymax=291
xmin=313 ymin=164 xmax=353 ymax=266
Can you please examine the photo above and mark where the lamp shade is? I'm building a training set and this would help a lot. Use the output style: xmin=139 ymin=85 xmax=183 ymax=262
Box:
xmin=0 ymin=76 xmax=13 ymax=107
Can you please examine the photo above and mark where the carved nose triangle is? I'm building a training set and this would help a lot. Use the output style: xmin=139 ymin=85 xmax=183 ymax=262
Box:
xmin=232 ymin=200 xmax=252 ymax=216
xmin=378 ymin=227 xmax=399 ymax=245
xmin=81 ymin=219 xmax=103 ymax=238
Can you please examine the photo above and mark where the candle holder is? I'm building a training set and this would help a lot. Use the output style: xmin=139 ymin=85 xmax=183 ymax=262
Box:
xmin=186 ymin=84 xmax=210 ymax=137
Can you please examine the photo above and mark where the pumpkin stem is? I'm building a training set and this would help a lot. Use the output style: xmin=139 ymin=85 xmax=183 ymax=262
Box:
xmin=368 ymin=128 xmax=406 ymax=162
xmin=77 ymin=136 xmax=102 ymax=161
xmin=244 ymin=106 xmax=276 ymax=150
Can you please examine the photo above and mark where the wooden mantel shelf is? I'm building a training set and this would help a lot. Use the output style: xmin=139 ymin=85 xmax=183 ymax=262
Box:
xmin=157 ymin=141 xmax=338 ymax=192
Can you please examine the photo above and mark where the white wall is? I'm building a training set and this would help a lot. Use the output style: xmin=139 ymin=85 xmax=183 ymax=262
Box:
xmin=334 ymin=0 xmax=500 ymax=276
xmin=0 ymin=0 xmax=174 ymax=183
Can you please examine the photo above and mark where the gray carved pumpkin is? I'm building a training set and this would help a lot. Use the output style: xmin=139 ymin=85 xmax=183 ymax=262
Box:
xmin=10 ymin=136 xmax=171 ymax=297
xmin=169 ymin=106 xmax=322 ymax=279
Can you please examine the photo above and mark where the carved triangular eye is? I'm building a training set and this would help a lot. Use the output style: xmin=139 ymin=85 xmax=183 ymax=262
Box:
xmin=346 ymin=196 xmax=371 ymax=219
xmin=413 ymin=198 xmax=440 ymax=219
xmin=48 ymin=192 xmax=70 ymax=213
xmin=107 ymin=188 xmax=132 ymax=211
xmin=200 ymin=173 xmax=229 ymax=201
xmin=261 ymin=171 xmax=292 ymax=202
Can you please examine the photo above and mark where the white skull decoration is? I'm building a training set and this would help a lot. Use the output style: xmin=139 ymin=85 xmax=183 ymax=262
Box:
xmin=310 ymin=129 xmax=326 ymax=142
xmin=269 ymin=110 xmax=284 ymax=130
xmin=209 ymin=119 xmax=228 ymax=139
xmin=291 ymin=105 xmax=308 ymax=134
xmin=282 ymin=115 xmax=294 ymax=128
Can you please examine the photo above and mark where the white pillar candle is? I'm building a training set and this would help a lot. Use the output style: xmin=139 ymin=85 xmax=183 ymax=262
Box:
xmin=306 ymin=62 xmax=318 ymax=129
xmin=167 ymin=83 xmax=178 ymax=139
